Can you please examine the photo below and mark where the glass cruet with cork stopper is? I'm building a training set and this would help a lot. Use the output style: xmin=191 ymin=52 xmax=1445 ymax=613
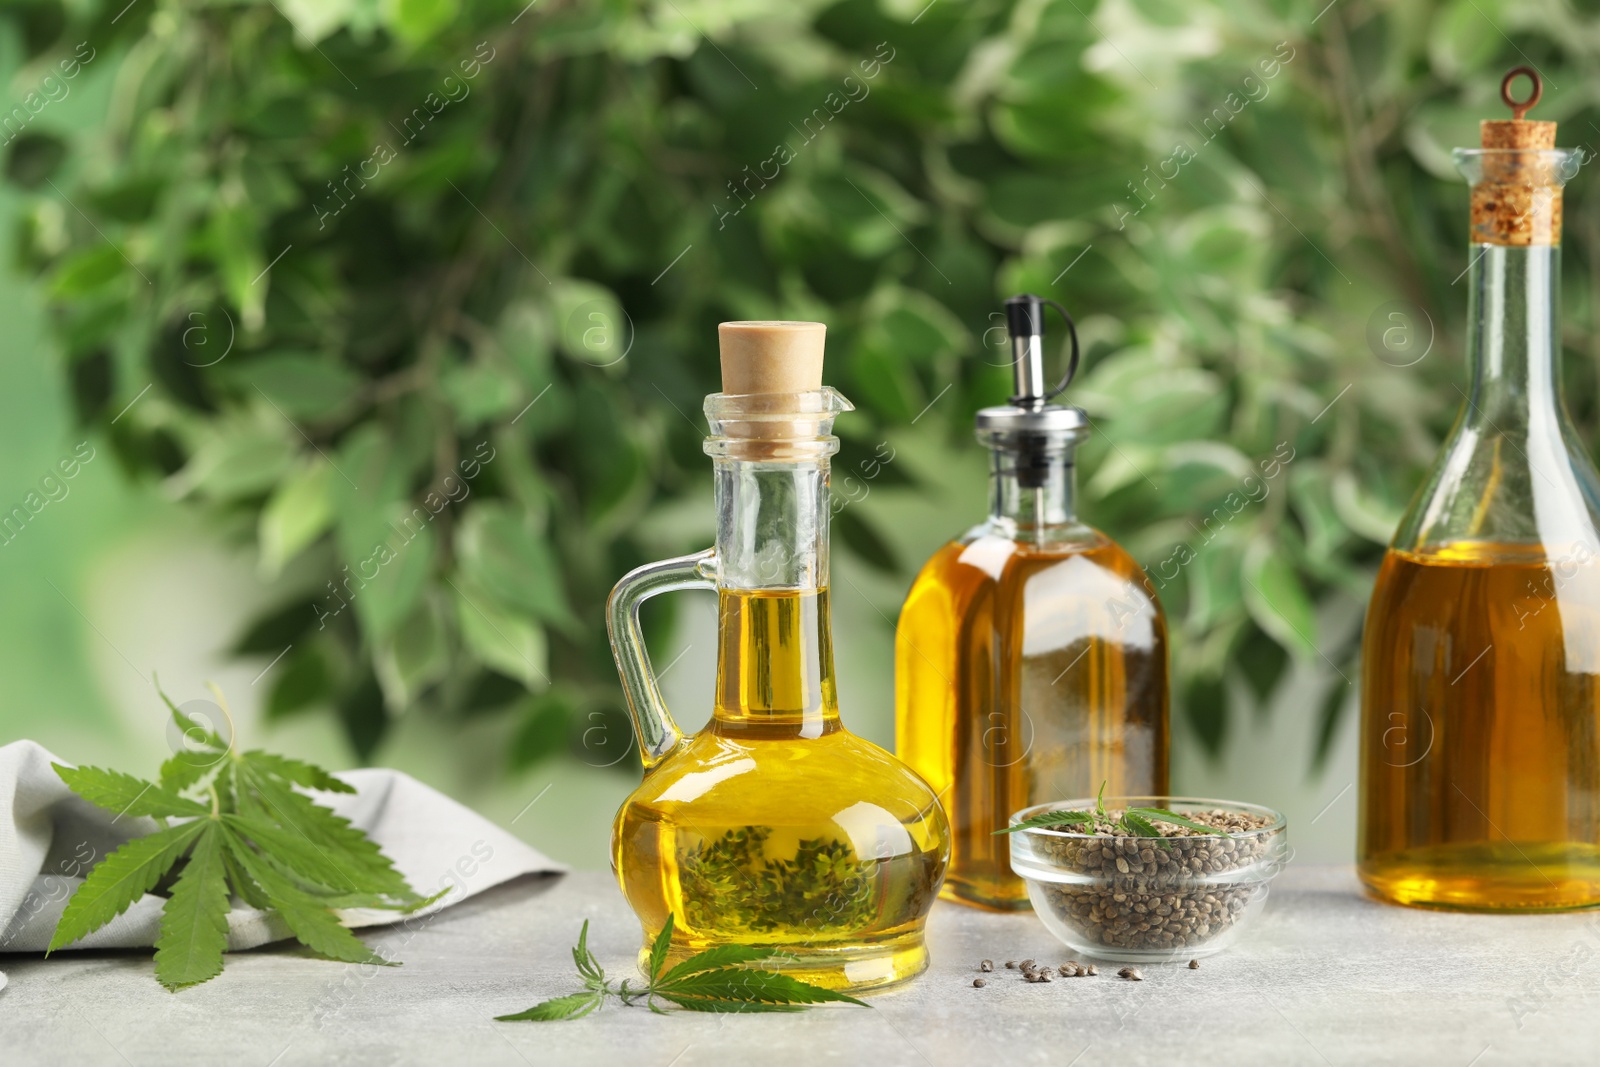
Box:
xmin=606 ymin=321 xmax=950 ymax=993
xmin=1358 ymin=68 xmax=1600 ymax=911
xmin=895 ymin=294 xmax=1170 ymax=911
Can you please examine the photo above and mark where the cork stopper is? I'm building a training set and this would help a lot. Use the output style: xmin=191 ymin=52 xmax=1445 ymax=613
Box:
xmin=709 ymin=321 xmax=834 ymax=458
xmin=718 ymin=321 xmax=825 ymax=394
xmin=1471 ymin=67 xmax=1562 ymax=246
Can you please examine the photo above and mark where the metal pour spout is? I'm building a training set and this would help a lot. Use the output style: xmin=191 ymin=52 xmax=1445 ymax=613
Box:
xmin=1004 ymin=295 xmax=1049 ymax=407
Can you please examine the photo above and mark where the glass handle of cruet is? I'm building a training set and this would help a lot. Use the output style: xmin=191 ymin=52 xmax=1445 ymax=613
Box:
xmin=605 ymin=548 xmax=716 ymax=770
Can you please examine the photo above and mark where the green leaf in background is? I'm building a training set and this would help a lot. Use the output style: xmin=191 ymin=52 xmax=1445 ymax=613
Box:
xmin=458 ymin=505 xmax=577 ymax=631
xmin=1290 ymin=463 xmax=1349 ymax=566
xmin=1183 ymin=672 xmax=1228 ymax=757
xmin=333 ymin=426 xmax=409 ymax=566
xmin=1183 ymin=539 xmax=1244 ymax=633
xmin=1235 ymin=625 xmax=1290 ymax=706
xmin=383 ymin=0 xmax=460 ymax=46
xmin=173 ymin=425 xmax=298 ymax=503
xmin=441 ymin=361 xmax=522 ymax=427
xmin=267 ymin=644 xmax=336 ymax=721
xmin=550 ymin=280 xmax=628 ymax=372
xmin=1242 ymin=539 xmax=1319 ymax=659
xmin=351 ymin=521 xmax=436 ymax=639
xmin=376 ymin=599 xmax=450 ymax=707
xmin=1333 ymin=469 xmax=1404 ymax=545
xmin=48 ymin=244 xmax=127 ymax=298
xmin=206 ymin=201 xmax=265 ymax=332
xmin=6 ymin=132 xmax=67 ymax=189
xmin=509 ymin=690 xmax=572 ymax=769
xmin=858 ymin=286 xmax=970 ymax=368
xmin=455 ymin=581 xmax=548 ymax=690
xmin=258 ymin=459 xmax=335 ymax=578
xmin=277 ymin=0 xmax=360 ymax=42
xmin=1429 ymin=0 xmax=1503 ymax=77
xmin=241 ymin=354 xmax=363 ymax=422
xmin=833 ymin=507 xmax=900 ymax=574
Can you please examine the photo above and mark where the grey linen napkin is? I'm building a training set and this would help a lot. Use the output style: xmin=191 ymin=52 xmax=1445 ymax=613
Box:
xmin=0 ymin=740 xmax=566 ymax=990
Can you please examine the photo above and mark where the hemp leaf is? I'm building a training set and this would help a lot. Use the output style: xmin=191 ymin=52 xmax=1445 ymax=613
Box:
xmin=48 ymin=682 xmax=429 ymax=990
xmin=995 ymin=781 xmax=1234 ymax=842
xmin=1118 ymin=811 xmax=1163 ymax=841
xmin=995 ymin=809 xmax=1096 ymax=834
xmin=1124 ymin=806 xmax=1233 ymax=837
xmin=496 ymin=915 xmax=868 ymax=1021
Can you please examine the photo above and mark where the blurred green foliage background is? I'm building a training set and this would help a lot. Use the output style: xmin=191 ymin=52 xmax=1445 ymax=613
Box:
xmin=1 ymin=0 xmax=1597 ymax=866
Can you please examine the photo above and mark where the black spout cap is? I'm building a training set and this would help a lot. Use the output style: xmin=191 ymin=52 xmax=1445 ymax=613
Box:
xmin=1004 ymin=294 xmax=1045 ymax=341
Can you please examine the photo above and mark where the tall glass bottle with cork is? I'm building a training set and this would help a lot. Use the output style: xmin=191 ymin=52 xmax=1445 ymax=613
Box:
xmin=608 ymin=321 xmax=950 ymax=992
xmin=1359 ymin=69 xmax=1600 ymax=911
xmin=896 ymin=295 xmax=1170 ymax=911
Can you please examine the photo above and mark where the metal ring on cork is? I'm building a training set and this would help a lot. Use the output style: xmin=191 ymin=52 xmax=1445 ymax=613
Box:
xmin=1501 ymin=66 xmax=1542 ymax=122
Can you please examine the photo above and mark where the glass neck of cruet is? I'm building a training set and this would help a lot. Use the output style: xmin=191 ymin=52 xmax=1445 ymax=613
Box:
xmin=703 ymin=388 xmax=851 ymax=738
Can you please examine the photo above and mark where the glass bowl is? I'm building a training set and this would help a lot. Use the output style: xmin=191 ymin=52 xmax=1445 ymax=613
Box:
xmin=1008 ymin=796 xmax=1288 ymax=962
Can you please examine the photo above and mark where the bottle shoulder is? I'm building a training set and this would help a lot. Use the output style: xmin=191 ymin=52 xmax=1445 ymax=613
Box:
xmin=908 ymin=522 xmax=1151 ymax=587
xmin=899 ymin=523 xmax=1167 ymax=638
xmin=1394 ymin=413 xmax=1600 ymax=556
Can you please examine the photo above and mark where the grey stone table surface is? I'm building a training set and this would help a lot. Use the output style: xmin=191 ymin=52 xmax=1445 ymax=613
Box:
xmin=2 ymin=865 xmax=1598 ymax=1067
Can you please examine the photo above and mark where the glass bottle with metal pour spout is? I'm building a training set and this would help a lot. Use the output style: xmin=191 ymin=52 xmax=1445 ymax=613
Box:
xmin=1359 ymin=69 xmax=1600 ymax=911
xmin=607 ymin=321 xmax=950 ymax=993
xmin=896 ymin=295 xmax=1170 ymax=911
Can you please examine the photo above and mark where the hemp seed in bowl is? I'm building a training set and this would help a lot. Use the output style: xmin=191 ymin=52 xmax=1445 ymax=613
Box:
xmin=1004 ymin=795 xmax=1287 ymax=963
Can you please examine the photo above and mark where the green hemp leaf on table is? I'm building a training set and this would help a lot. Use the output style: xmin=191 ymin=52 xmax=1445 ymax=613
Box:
xmin=496 ymin=914 xmax=868 ymax=1020
xmin=995 ymin=780 xmax=1231 ymax=844
xmin=47 ymin=681 xmax=432 ymax=990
